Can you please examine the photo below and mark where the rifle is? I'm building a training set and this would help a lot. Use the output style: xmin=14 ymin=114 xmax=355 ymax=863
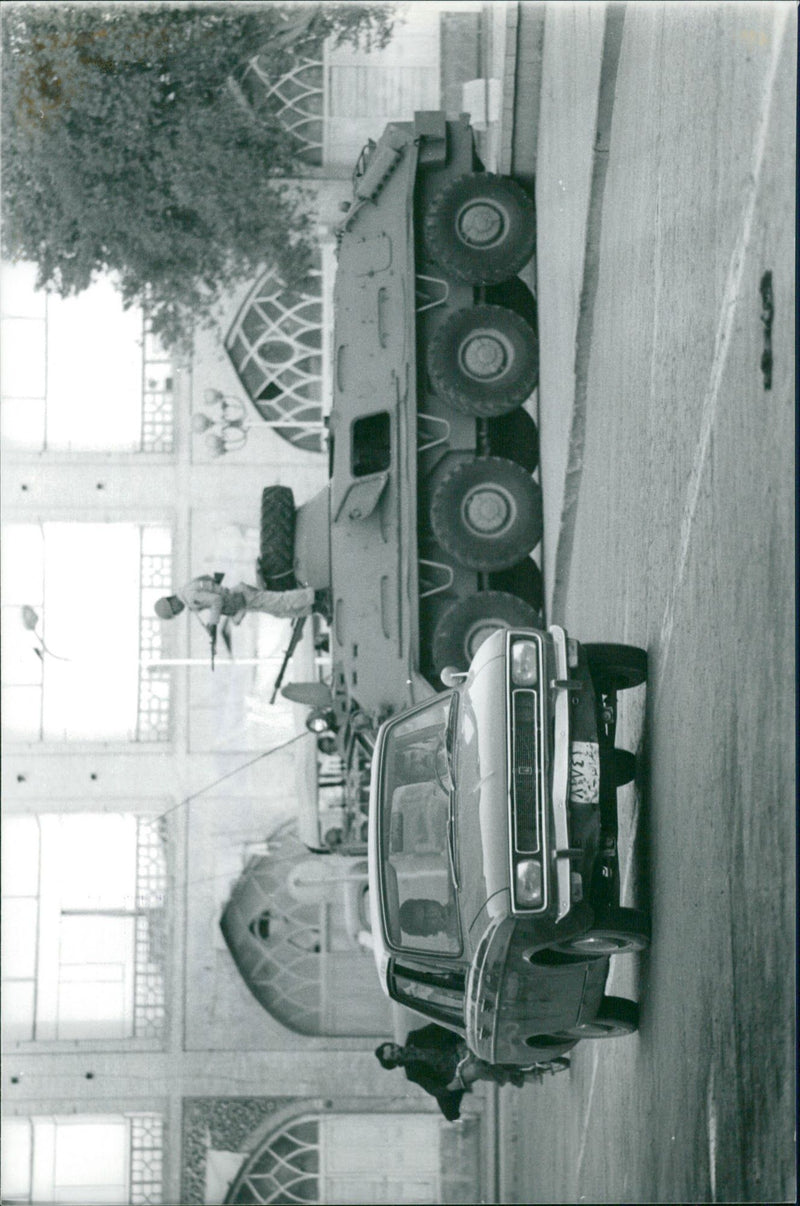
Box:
xmin=206 ymin=575 xmax=225 ymax=671
xmin=270 ymin=614 xmax=307 ymax=704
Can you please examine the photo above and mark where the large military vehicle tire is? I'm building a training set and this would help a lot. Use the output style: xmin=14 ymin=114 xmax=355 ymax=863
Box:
xmin=430 ymin=457 xmax=543 ymax=571
xmin=485 ymin=275 xmax=538 ymax=329
xmin=258 ymin=486 xmax=297 ymax=590
xmin=487 ymin=407 xmax=539 ymax=473
xmin=427 ymin=305 xmax=538 ymax=416
xmin=489 ymin=557 xmax=544 ymax=611
xmin=422 ymin=173 xmax=536 ymax=284
xmin=431 ymin=591 xmax=541 ymax=674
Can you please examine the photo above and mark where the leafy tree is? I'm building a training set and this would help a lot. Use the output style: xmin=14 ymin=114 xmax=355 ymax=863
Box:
xmin=1 ymin=3 xmax=394 ymax=349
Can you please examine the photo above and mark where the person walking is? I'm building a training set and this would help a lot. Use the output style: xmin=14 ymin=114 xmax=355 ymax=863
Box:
xmin=375 ymin=1024 xmax=471 ymax=1120
xmin=375 ymin=1024 xmax=568 ymax=1120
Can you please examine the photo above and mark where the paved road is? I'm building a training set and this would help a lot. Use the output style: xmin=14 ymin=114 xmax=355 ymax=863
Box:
xmin=503 ymin=5 xmax=795 ymax=1202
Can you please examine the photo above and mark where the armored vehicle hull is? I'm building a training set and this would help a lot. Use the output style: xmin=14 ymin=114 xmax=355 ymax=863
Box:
xmin=260 ymin=113 xmax=543 ymax=848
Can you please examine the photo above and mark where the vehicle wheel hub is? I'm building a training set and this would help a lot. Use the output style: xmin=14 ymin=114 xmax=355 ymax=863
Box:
xmin=457 ymin=200 xmax=506 ymax=248
xmin=462 ymin=484 xmax=516 ymax=534
xmin=459 ymin=330 xmax=510 ymax=380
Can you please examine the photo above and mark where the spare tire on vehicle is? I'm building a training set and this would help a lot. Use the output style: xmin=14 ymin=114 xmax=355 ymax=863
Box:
xmin=258 ymin=486 xmax=297 ymax=590
xmin=431 ymin=590 xmax=542 ymax=675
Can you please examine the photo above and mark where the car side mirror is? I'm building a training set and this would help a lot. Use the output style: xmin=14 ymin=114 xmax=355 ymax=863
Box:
xmin=440 ymin=666 xmax=468 ymax=688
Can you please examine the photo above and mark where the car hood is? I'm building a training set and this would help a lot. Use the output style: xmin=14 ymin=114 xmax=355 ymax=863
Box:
xmin=453 ymin=636 xmax=512 ymax=942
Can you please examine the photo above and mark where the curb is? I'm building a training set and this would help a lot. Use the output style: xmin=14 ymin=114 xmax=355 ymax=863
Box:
xmin=498 ymin=2 xmax=519 ymax=176
xmin=548 ymin=3 xmax=627 ymax=621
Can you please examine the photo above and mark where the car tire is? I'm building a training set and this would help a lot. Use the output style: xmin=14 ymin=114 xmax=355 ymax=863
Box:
xmin=258 ymin=486 xmax=297 ymax=589
xmin=430 ymin=457 xmax=543 ymax=571
xmin=556 ymin=907 xmax=650 ymax=956
xmin=607 ymin=747 xmax=637 ymax=788
xmin=583 ymin=643 xmax=648 ymax=692
xmin=431 ymin=590 xmax=542 ymax=674
xmin=564 ymin=996 xmax=639 ymax=1039
xmin=422 ymin=172 xmax=536 ymax=284
xmin=487 ymin=407 xmax=540 ymax=473
xmin=427 ymin=305 xmax=539 ymax=416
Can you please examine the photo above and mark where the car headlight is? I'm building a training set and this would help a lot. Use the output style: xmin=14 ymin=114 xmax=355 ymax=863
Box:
xmin=515 ymin=858 xmax=543 ymax=906
xmin=511 ymin=640 xmax=539 ymax=685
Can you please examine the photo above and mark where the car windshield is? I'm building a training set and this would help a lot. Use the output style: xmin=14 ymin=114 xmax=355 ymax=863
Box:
xmin=378 ymin=694 xmax=461 ymax=956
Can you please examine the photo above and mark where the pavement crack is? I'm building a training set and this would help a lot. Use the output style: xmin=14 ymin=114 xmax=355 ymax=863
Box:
xmin=759 ymin=269 xmax=774 ymax=389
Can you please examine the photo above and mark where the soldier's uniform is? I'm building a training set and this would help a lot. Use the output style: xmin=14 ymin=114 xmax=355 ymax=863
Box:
xmin=177 ymin=575 xmax=314 ymax=626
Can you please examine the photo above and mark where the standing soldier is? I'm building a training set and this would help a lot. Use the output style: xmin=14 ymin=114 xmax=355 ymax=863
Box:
xmin=154 ymin=573 xmax=315 ymax=626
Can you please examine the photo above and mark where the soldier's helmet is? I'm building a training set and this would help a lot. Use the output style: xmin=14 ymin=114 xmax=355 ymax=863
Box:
xmin=154 ymin=595 xmax=185 ymax=619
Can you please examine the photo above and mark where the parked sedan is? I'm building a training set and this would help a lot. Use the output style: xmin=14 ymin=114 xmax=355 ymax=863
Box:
xmin=368 ymin=624 xmax=649 ymax=1067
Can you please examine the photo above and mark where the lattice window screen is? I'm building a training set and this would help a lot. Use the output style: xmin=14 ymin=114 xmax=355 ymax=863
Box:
xmin=239 ymin=55 xmax=324 ymax=165
xmin=130 ymin=1113 xmax=164 ymax=1204
xmin=229 ymin=1117 xmax=320 ymax=1204
xmin=225 ymin=261 xmax=325 ymax=454
xmin=137 ymin=547 xmax=173 ymax=742
xmin=133 ymin=816 xmax=168 ymax=1039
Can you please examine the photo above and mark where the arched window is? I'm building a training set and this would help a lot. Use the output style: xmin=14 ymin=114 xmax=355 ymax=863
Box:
xmin=228 ymin=1116 xmax=320 ymax=1205
xmin=238 ymin=55 xmax=324 ymax=166
xmin=225 ymin=1112 xmax=453 ymax=1205
xmin=225 ymin=263 xmax=325 ymax=455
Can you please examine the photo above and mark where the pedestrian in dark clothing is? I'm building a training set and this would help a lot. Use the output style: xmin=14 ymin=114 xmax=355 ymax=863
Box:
xmin=375 ymin=1024 xmax=571 ymax=1120
xmin=375 ymin=1024 xmax=467 ymax=1120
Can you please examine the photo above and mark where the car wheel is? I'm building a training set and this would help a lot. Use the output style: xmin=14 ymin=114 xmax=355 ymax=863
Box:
xmin=258 ymin=486 xmax=297 ymax=589
xmin=427 ymin=305 xmax=539 ymax=416
xmin=583 ymin=643 xmax=648 ymax=692
xmin=430 ymin=457 xmax=543 ymax=571
xmin=431 ymin=590 xmax=542 ymax=674
xmin=422 ymin=172 xmax=536 ymax=284
xmin=607 ymin=747 xmax=637 ymax=787
xmin=487 ymin=407 xmax=540 ymax=473
xmin=564 ymin=996 xmax=639 ymax=1039
xmin=556 ymin=907 xmax=650 ymax=955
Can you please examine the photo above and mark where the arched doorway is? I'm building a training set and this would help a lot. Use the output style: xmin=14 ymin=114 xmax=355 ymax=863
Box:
xmin=219 ymin=823 xmax=392 ymax=1036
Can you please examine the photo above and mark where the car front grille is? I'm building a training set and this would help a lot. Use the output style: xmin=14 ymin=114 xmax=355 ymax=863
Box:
xmin=512 ymin=689 xmax=541 ymax=853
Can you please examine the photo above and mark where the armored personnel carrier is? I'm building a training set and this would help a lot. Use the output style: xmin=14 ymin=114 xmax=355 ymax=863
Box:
xmin=260 ymin=112 xmax=543 ymax=846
